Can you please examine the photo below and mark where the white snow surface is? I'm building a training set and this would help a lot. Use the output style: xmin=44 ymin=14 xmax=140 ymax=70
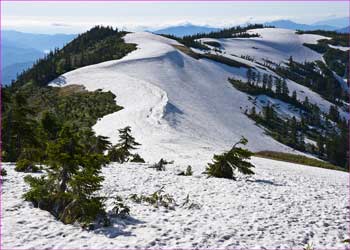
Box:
xmin=328 ymin=44 xmax=350 ymax=51
xmin=50 ymin=31 xmax=297 ymax=164
xmin=2 ymin=159 xmax=349 ymax=249
xmin=4 ymin=30 xmax=350 ymax=249
xmin=199 ymin=28 xmax=327 ymax=64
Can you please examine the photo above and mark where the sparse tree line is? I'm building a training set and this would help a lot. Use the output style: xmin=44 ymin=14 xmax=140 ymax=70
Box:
xmin=160 ymin=24 xmax=268 ymax=50
xmin=229 ymin=67 xmax=348 ymax=168
xmin=229 ymin=69 xmax=322 ymax=114
xmin=276 ymin=57 xmax=348 ymax=104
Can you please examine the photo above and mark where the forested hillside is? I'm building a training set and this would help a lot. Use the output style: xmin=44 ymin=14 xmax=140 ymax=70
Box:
xmin=2 ymin=26 xmax=136 ymax=162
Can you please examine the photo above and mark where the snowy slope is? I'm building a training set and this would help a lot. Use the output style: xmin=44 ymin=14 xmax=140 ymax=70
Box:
xmin=198 ymin=32 xmax=349 ymax=121
xmin=4 ymin=29 xmax=350 ymax=249
xmin=2 ymin=159 xmax=349 ymax=248
xmin=51 ymin=32 xmax=296 ymax=164
xmin=199 ymin=28 xmax=328 ymax=64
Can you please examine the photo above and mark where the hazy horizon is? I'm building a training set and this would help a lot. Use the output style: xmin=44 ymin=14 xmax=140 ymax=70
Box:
xmin=2 ymin=1 xmax=349 ymax=34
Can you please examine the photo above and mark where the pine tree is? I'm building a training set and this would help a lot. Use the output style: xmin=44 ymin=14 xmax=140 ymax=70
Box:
xmin=292 ymin=90 xmax=297 ymax=101
xmin=267 ymin=75 xmax=273 ymax=90
xmin=303 ymin=96 xmax=309 ymax=107
xmin=206 ymin=137 xmax=255 ymax=180
xmin=251 ymin=71 xmax=257 ymax=84
xmin=289 ymin=56 xmax=294 ymax=66
xmin=250 ymin=106 xmax=257 ymax=117
xmin=275 ymin=78 xmax=282 ymax=95
xmin=328 ymin=105 xmax=340 ymax=123
xmin=262 ymin=73 xmax=268 ymax=89
xmin=246 ymin=68 xmax=252 ymax=84
xmin=24 ymin=124 xmax=108 ymax=225
xmin=108 ymin=126 xmax=142 ymax=163
xmin=256 ymin=72 xmax=261 ymax=85
xmin=41 ymin=111 xmax=61 ymax=140
xmin=4 ymin=93 xmax=39 ymax=161
xmin=282 ymin=79 xmax=289 ymax=96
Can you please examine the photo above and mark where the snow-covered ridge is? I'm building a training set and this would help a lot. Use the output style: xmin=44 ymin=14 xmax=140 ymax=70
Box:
xmin=50 ymin=29 xmax=348 ymax=163
xmin=51 ymin=31 xmax=296 ymax=164
xmin=199 ymin=28 xmax=328 ymax=64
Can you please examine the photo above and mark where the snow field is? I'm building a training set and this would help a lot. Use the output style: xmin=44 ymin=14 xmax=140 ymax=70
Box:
xmin=2 ymin=158 xmax=349 ymax=249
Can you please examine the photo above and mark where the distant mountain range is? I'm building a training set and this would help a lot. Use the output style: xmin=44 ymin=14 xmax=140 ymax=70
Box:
xmin=3 ymin=17 xmax=348 ymax=85
xmin=153 ymin=17 xmax=349 ymax=37
xmin=153 ymin=24 xmax=219 ymax=37
xmin=264 ymin=20 xmax=337 ymax=31
xmin=336 ymin=26 xmax=350 ymax=34
xmin=1 ymin=30 xmax=76 ymax=85
xmin=311 ymin=17 xmax=349 ymax=28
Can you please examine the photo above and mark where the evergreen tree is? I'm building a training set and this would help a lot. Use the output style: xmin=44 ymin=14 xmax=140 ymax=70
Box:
xmin=262 ymin=73 xmax=268 ymax=89
xmin=328 ymin=105 xmax=340 ymax=123
xmin=246 ymin=68 xmax=252 ymax=84
xmin=108 ymin=126 xmax=142 ymax=163
xmin=275 ymin=78 xmax=282 ymax=95
xmin=292 ymin=90 xmax=297 ymax=101
xmin=250 ymin=106 xmax=257 ymax=117
xmin=206 ymin=137 xmax=255 ymax=180
xmin=24 ymin=124 xmax=108 ymax=225
xmin=251 ymin=71 xmax=257 ymax=84
xmin=256 ymin=72 xmax=261 ymax=84
xmin=303 ymin=96 xmax=309 ymax=107
xmin=41 ymin=111 xmax=61 ymax=140
xmin=267 ymin=75 xmax=273 ymax=90
xmin=3 ymin=93 xmax=39 ymax=161
xmin=281 ymin=79 xmax=289 ymax=96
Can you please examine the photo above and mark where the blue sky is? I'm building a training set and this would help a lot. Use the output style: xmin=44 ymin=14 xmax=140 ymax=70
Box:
xmin=2 ymin=1 xmax=349 ymax=34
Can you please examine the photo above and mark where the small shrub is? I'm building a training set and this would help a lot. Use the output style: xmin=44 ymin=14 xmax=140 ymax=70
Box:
xmin=130 ymin=187 xmax=175 ymax=209
xmin=181 ymin=194 xmax=201 ymax=209
xmin=130 ymin=153 xmax=145 ymax=163
xmin=185 ymin=165 xmax=193 ymax=176
xmin=303 ymin=242 xmax=314 ymax=250
xmin=177 ymin=165 xmax=193 ymax=176
xmin=1 ymin=168 xmax=7 ymax=177
xmin=149 ymin=158 xmax=173 ymax=171
xmin=15 ymin=159 xmax=40 ymax=173
xmin=206 ymin=137 xmax=255 ymax=180
xmin=111 ymin=197 xmax=130 ymax=218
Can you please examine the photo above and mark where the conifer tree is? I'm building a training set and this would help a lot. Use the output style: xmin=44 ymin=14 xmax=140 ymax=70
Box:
xmin=267 ymin=75 xmax=273 ymax=90
xmin=108 ymin=126 xmax=143 ymax=163
xmin=205 ymin=137 xmax=255 ymax=180
xmin=246 ymin=68 xmax=253 ymax=84
xmin=275 ymin=78 xmax=282 ymax=95
xmin=282 ymin=79 xmax=289 ymax=96
xmin=24 ymin=124 xmax=108 ymax=225
xmin=262 ymin=73 xmax=268 ymax=89
xmin=4 ymin=93 xmax=39 ymax=161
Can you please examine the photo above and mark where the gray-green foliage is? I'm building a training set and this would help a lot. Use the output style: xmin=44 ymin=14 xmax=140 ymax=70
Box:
xmin=15 ymin=159 xmax=40 ymax=173
xmin=130 ymin=187 xmax=175 ymax=209
xmin=206 ymin=137 xmax=255 ymax=180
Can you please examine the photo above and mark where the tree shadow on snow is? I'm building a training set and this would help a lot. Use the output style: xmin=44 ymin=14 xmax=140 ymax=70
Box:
xmin=53 ymin=75 xmax=67 ymax=85
xmin=94 ymin=215 xmax=145 ymax=238
xmin=247 ymin=179 xmax=284 ymax=186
